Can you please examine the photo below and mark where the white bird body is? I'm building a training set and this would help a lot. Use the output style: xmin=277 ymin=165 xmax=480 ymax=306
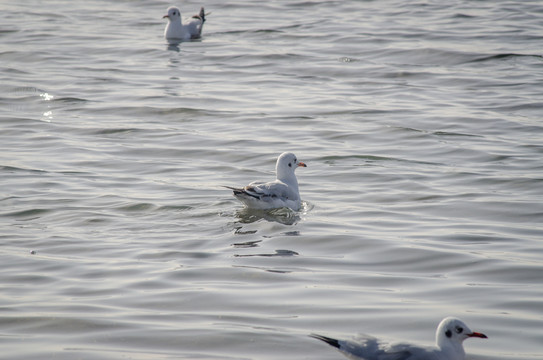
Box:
xmin=311 ymin=317 xmax=487 ymax=360
xmin=226 ymin=152 xmax=307 ymax=211
xmin=163 ymin=6 xmax=206 ymax=41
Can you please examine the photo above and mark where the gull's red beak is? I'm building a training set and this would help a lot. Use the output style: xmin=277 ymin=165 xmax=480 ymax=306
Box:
xmin=468 ymin=332 xmax=488 ymax=339
xmin=163 ymin=14 xmax=169 ymax=19
xmin=298 ymin=162 xmax=307 ymax=168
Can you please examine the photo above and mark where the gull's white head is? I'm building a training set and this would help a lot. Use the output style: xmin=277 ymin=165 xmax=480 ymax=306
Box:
xmin=276 ymin=152 xmax=306 ymax=182
xmin=436 ymin=317 xmax=487 ymax=356
xmin=163 ymin=6 xmax=181 ymax=22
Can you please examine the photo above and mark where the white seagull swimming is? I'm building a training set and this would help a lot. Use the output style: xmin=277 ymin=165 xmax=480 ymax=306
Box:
xmin=311 ymin=317 xmax=487 ymax=360
xmin=163 ymin=6 xmax=206 ymax=41
xmin=225 ymin=152 xmax=307 ymax=211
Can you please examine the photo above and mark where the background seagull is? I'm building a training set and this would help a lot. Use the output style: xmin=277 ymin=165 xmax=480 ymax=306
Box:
xmin=311 ymin=317 xmax=487 ymax=360
xmin=225 ymin=152 xmax=307 ymax=211
xmin=163 ymin=6 xmax=206 ymax=41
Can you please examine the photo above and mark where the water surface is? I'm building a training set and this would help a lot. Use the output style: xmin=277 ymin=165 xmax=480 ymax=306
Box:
xmin=1 ymin=1 xmax=542 ymax=359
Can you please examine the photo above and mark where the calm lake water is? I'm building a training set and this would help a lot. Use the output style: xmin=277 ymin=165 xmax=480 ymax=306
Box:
xmin=1 ymin=1 xmax=542 ymax=359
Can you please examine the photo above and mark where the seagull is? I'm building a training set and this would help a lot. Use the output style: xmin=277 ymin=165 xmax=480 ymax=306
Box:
xmin=163 ymin=6 xmax=206 ymax=41
xmin=225 ymin=152 xmax=307 ymax=211
xmin=310 ymin=317 xmax=487 ymax=360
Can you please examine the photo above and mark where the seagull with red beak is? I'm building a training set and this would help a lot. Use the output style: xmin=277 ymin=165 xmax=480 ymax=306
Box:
xmin=163 ymin=6 xmax=206 ymax=41
xmin=311 ymin=317 xmax=487 ymax=360
xmin=225 ymin=152 xmax=307 ymax=211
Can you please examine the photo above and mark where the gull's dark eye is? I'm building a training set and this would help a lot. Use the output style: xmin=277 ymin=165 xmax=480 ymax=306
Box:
xmin=456 ymin=327 xmax=463 ymax=334
xmin=173 ymin=11 xmax=177 ymax=15
xmin=445 ymin=330 xmax=452 ymax=338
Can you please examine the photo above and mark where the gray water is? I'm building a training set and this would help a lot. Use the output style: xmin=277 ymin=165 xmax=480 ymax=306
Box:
xmin=1 ymin=1 xmax=542 ymax=359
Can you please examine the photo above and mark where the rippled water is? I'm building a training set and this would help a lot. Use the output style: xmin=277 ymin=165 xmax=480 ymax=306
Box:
xmin=1 ymin=1 xmax=542 ymax=359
